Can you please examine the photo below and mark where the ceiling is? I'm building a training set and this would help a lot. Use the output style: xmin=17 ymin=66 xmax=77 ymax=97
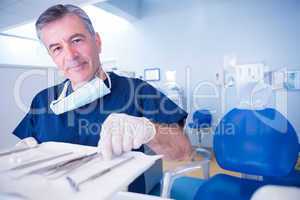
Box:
xmin=0 ymin=0 xmax=107 ymax=31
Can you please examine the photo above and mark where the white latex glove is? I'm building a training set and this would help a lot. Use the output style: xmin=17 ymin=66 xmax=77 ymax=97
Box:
xmin=98 ymin=113 xmax=156 ymax=160
xmin=15 ymin=137 xmax=38 ymax=149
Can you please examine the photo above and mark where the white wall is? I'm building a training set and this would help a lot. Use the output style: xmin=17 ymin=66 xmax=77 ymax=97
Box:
xmin=0 ymin=35 xmax=55 ymax=67
xmin=0 ymin=66 xmax=62 ymax=149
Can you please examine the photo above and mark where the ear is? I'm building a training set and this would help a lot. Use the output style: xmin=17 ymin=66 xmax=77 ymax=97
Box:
xmin=95 ymin=32 xmax=102 ymax=54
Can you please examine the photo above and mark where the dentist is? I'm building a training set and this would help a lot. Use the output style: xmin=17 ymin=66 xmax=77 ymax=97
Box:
xmin=13 ymin=4 xmax=192 ymax=193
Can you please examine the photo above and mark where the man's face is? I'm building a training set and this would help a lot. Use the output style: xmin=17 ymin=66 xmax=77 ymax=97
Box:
xmin=40 ymin=14 xmax=101 ymax=86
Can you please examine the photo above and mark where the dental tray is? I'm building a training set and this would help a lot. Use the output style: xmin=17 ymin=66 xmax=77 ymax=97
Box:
xmin=0 ymin=142 xmax=161 ymax=200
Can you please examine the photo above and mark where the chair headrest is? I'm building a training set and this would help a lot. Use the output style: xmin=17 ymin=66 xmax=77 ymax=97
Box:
xmin=188 ymin=109 xmax=212 ymax=128
xmin=214 ymin=108 xmax=299 ymax=176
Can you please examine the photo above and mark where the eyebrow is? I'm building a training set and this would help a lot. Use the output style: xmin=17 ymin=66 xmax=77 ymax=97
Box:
xmin=68 ymin=33 xmax=86 ymax=42
xmin=48 ymin=33 xmax=87 ymax=50
xmin=48 ymin=43 xmax=60 ymax=51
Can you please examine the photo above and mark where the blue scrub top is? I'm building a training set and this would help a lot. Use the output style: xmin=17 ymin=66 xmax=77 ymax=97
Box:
xmin=13 ymin=72 xmax=188 ymax=194
xmin=13 ymin=72 xmax=188 ymax=144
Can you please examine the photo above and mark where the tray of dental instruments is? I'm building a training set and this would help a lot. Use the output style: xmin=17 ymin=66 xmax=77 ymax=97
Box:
xmin=0 ymin=141 xmax=161 ymax=200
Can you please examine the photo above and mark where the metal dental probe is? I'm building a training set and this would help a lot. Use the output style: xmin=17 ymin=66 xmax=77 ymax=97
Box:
xmin=16 ymin=152 xmax=98 ymax=179
xmin=66 ymin=156 xmax=135 ymax=192
xmin=7 ymin=152 xmax=74 ymax=171
xmin=46 ymin=152 xmax=100 ymax=179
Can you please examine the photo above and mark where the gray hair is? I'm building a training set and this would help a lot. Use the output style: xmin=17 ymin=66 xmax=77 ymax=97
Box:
xmin=35 ymin=4 xmax=95 ymax=40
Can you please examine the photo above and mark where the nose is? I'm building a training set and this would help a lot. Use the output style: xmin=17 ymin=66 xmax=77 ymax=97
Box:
xmin=64 ymin=44 xmax=79 ymax=61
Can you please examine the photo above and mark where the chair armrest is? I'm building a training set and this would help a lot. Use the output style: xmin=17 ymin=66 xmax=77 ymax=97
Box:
xmin=160 ymin=148 xmax=211 ymax=198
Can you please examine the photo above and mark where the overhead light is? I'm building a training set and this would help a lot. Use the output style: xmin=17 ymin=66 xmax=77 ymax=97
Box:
xmin=1 ymin=5 xmax=131 ymax=40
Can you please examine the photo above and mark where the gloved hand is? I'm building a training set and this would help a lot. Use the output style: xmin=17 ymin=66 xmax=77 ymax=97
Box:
xmin=15 ymin=137 xmax=38 ymax=149
xmin=98 ymin=113 xmax=156 ymax=160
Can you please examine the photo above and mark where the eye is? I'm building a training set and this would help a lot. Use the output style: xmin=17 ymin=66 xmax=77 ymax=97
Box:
xmin=72 ymin=37 xmax=82 ymax=44
xmin=51 ymin=46 xmax=62 ymax=55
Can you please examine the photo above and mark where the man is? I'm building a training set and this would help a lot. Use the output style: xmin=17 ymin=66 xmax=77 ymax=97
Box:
xmin=13 ymin=4 xmax=192 ymax=193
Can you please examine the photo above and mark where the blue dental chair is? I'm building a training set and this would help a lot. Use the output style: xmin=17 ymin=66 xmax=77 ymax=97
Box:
xmin=263 ymin=143 xmax=300 ymax=187
xmin=160 ymin=108 xmax=299 ymax=200
xmin=188 ymin=109 xmax=213 ymax=148
xmin=188 ymin=109 xmax=212 ymax=129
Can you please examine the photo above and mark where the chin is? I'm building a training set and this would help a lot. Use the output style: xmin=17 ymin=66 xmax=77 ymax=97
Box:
xmin=67 ymin=65 xmax=96 ymax=83
xmin=69 ymin=72 xmax=94 ymax=84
